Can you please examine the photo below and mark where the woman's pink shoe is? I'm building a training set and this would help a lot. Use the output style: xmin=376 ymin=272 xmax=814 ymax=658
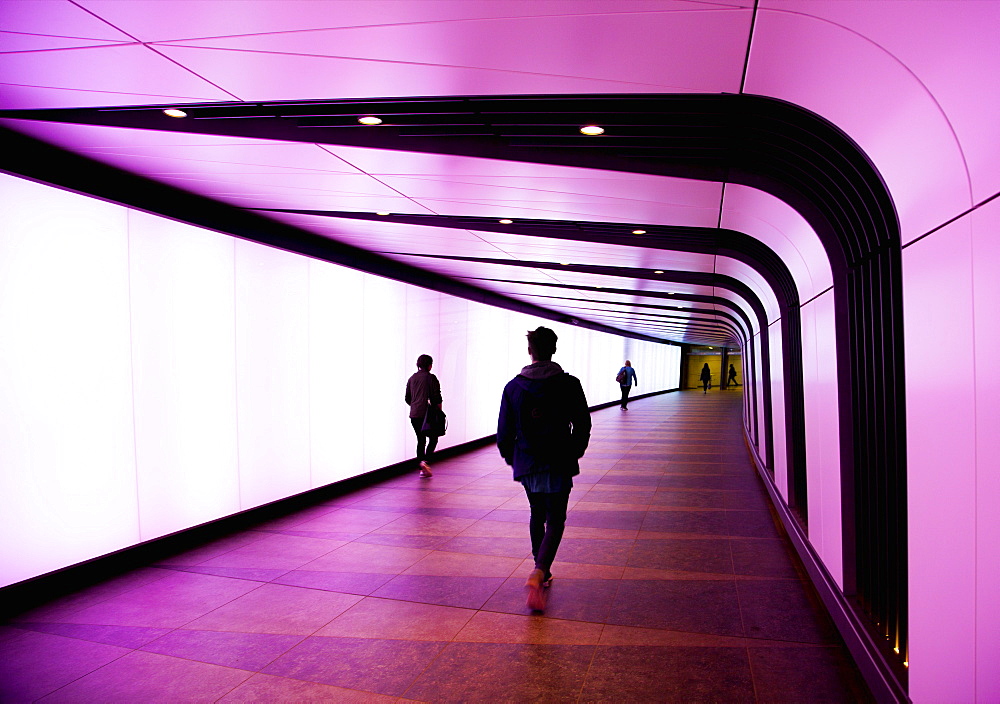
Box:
xmin=525 ymin=568 xmax=547 ymax=611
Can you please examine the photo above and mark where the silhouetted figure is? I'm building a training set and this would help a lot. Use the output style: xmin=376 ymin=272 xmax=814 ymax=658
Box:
xmin=728 ymin=364 xmax=739 ymax=387
xmin=405 ymin=354 xmax=442 ymax=477
xmin=617 ymin=360 xmax=637 ymax=410
xmin=700 ymin=362 xmax=712 ymax=394
xmin=498 ymin=326 xmax=591 ymax=611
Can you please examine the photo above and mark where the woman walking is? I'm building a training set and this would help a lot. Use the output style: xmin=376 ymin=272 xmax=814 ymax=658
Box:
xmin=617 ymin=360 xmax=637 ymax=410
xmin=405 ymin=354 xmax=442 ymax=477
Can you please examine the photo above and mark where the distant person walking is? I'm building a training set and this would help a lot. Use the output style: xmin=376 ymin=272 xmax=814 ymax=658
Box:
xmin=498 ymin=327 xmax=591 ymax=611
xmin=728 ymin=363 xmax=739 ymax=387
xmin=616 ymin=360 xmax=638 ymax=410
xmin=700 ymin=362 xmax=712 ymax=394
xmin=405 ymin=354 xmax=442 ymax=478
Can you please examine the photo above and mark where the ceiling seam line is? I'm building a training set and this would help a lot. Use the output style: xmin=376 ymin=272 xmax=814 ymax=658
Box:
xmin=66 ymin=0 xmax=244 ymax=102
xmin=308 ymin=144 xmax=524 ymax=261
xmin=902 ymin=189 xmax=1000 ymax=250
xmin=739 ymin=0 xmax=760 ymax=94
xmin=800 ymin=285 xmax=835 ymax=308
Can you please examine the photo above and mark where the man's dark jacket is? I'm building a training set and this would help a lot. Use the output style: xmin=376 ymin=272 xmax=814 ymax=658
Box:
xmin=497 ymin=361 xmax=591 ymax=480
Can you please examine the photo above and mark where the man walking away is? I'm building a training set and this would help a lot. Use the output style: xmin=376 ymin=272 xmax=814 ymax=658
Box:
xmin=497 ymin=327 xmax=591 ymax=611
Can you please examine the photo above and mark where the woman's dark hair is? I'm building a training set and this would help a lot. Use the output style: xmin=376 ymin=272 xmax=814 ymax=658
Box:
xmin=417 ymin=354 xmax=433 ymax=370
xmin=526 ymin=326 xmax=558 ymax=360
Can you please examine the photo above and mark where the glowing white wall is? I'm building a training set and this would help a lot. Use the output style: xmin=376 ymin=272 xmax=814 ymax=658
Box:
xmin=905 ymin=196 xmax=1000 ymax=702
xmin=767 ymin=321 xmax=787 ymax=500
xmin=0 ymin=173 xmax=680 ymax=589
xmin=800 ymin=289 xmax=842 ymax=586
xmin=128 ymin=210 xmax=240 ymax=541
xmin=0 ymin=175 xmax=139 ymax=586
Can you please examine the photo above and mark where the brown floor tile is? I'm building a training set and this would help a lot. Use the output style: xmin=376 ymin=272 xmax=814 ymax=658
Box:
xmin=628 ymin=538 xmax=733 ymax=574
xmin=263 ymin=635 xmax=446 ymax=696
xmin=482 ymin=576 xmax=619 ymax=623
xmin=548 ymin=537 xmax=635 ymax=567
xmin=749 ymin=646 xmax=874 ymax=703
xmin=436 ymin=535 xmax=531 ymax=558
xmin=609 ymin=579 xmax=744 ymax=636
xmin=316 ymin=597 xmax=474 ymax=640
xmin=219 ymin=672 xmax=398 ymax=702
xmin=455 ymin=611 xmax=604 ymax=644
xmin=184 ymin=583 xmax=361 ymax=635
xmin=737 ymin=579 xmax=840 ymax=644
xmin=301 ymin=542 xmax=430 ymax=574
xmin=599 ymin=623 xmax=749 ymax=647
xmin=730 ymin=538 xmax=803 ymax=578
xmin=403 ymin=550 xmax=522 ymax=578
xmin=372 ymin=574 xmax=505 ymax=609
xmin=373 ymin=513 xmax=478 ymax=536
xmin=405 ymin=642 xmax=595 ymax=703
xmin=40 ymin=650 xmax=252 ymax=703
xmin=581 ymin=645 xmax=755 ymax=703
xmin=639 ymin=510 xmax=731 ymax=536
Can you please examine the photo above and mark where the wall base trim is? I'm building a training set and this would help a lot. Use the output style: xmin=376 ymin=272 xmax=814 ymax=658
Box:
xmin=744 ymin=430 xmax=910 ymax=704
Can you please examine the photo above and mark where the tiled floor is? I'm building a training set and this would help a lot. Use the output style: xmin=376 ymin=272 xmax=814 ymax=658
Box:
xmin=1 ymin=389 xmax=871 ymax=702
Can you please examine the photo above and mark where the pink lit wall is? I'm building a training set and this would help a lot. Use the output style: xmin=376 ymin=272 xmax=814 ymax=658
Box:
xmin=799 ymin=289 xmax=842 ymax=585
xmin=0 ymin=172 xmax=680 ymax=589
xmin=748 ymin=4 xmax=1000 ymax=697
xmin=904 ymin=196 xmax=1000 ymax=701
xmin=767 ymin=321 xmax=787 ymax=499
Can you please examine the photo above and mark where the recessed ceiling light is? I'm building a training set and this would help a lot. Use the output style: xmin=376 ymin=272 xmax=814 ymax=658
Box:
xmin=498 ymin=219 xmax=513 ymax=224
xmin=376 ymin=211 xmax=390 ymax=216
xmin=358 ymin=116 xmax=383 ymax=125
xmin=654 ymin=270 xmax=664 ymax=274
xmin=580 ymin=125 xmax=604 ymax=136
xmin=560 ymin=262 xmax=570 ymax=266
xmin=163 ymin=108 xmax=187 ymax=118
xmin=632 ymin=229 xmax=646 ymax=235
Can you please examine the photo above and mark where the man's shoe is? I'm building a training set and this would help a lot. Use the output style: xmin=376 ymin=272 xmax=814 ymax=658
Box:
xmin=525 ymin=568 xmax=547 ymax=611
xmin=419 ymin=461 xmax=433 ymax=478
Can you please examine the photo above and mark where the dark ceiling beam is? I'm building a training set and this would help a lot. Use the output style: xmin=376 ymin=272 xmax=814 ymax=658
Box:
xmin=261 ymin=209 xmax=801 ymax=311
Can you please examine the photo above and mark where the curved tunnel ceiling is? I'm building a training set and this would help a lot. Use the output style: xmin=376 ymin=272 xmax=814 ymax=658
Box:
xmin=2 ymin=93 xmax=859 ymax=349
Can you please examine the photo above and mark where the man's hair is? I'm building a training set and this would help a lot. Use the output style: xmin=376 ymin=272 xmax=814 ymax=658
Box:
xmin=416 ymin=354 xmax=433 ymax=370
xmin=526 ymin=326 xmax=558 ymax=360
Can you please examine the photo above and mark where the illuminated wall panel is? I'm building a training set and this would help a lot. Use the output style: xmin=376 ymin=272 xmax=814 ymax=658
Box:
xmin=128 ymin=211 xmax=240 ymax=541
xmin=361 ymin=274 xmax=408 ymax=472
xmin=465 ymin=303 xmax=511 ymax=441
xmin=0 ymin=174 xmax=139 ymax=587
xmin=308 ymin=261 xmax=366 ymax=486
xmin=234 ymin=240 xmax=312 ymax=510
xmin=753 ymin=333 xmax=767 ymax=465
xmin=436 ymin=295 xmax=469 ymax=446
xmin=800 ymin=290 xmax=842 ymax=585
xmin=972 ymin=200 xmax=1000 ymax=699
xmin=768 ymin=322 xmax=787 ymax=499
xmin=903 ymin=217 xmax=976 ymax=702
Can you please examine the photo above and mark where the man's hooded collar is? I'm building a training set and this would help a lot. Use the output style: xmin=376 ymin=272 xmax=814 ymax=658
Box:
xmin=519 ymin=360 xmax=563 ymax=380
